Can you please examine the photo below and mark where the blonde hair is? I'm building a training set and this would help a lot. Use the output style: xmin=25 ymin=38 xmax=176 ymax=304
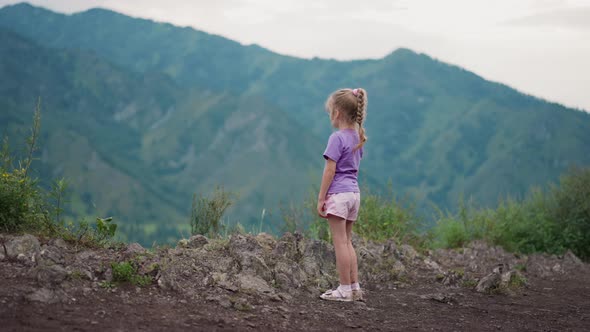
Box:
xmin=325 ymin=88 xmax=368 ymax=151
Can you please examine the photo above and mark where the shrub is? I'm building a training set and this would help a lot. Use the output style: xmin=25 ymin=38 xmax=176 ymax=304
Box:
xmin=355 ymin=190 xmax=421 ymax=244
xmin=189 ymin=186 xmax=234 ymax=237
xmin=0 ymin=167 xmax=44 ymax=232
xmin=431 ymin=167 xmax=590 ymax=260
xmin=550 ymin=167 xmax=590 ymax=259
xmin=111 ymin=261 xmax=151 ymax=286
xmin=0 ymin=102 xmax=48 ymax=233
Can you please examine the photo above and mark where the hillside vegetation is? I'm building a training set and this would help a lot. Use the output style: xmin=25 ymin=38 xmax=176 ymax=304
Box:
xmin=1 ymin=3 xmax=590 ymax=244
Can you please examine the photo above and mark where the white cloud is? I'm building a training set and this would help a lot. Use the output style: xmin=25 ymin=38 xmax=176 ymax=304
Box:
xmin=0 ymin=0 xmax=589 ymax=111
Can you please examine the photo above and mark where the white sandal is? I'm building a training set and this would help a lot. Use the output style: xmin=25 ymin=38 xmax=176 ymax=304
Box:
xmin=320 ymin=287 xmax=353 ymax=302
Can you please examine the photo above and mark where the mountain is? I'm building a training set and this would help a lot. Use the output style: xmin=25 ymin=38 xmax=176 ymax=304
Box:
xmin=0 ymin=27 xmax=323 ymax=245
xmin=1 ymin=3 xmax=590 ymax=243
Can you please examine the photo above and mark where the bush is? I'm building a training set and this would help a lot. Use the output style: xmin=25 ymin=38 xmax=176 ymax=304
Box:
xmin=0 ymin=103 xmax=48 ymax=233
xmin=189 ymin=186 xmax=234 ymax=237
xmin=355 ymin=190 xmax=421 ymax=244
xmin=550 ymin=167 xmax=590 ymax=259
xmin=432 ymin=197 xmax=496 ymax=249
xmin=431 ymin=167 xmax=590 ymax=260
xmin=491 ymin=190 xmax=557 ymax=254
xmin=111 ymin=261 xmax=151 ymax=286
xmin=0 ymin=168 xmax=44 ymax=232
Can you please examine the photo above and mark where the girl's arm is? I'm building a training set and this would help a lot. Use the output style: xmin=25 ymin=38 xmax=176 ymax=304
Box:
xmin=317 ymin=159 xmax=337 ymax=217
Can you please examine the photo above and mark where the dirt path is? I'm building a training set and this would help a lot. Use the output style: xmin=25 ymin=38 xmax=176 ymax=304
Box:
xmin=2 ymin=266 xmax=589 ymax=331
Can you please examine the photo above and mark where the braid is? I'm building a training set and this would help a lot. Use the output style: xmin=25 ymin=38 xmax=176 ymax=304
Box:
xmin=353 ymin=88 xmax=367 ymax=151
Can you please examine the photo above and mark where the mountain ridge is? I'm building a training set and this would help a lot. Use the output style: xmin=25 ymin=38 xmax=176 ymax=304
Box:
xmin=1 ymin=3 xmax=590 ymax=244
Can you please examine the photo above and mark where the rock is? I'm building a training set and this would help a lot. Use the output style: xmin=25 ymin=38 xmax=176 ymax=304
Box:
xmin=383 ymin=239 xmax=398 ymax=256
xmin=232 ymin=297 xmax=252 ymax=311
xmin=39 ymin=247 xmax=65 ymax=265
xmin=562 ymin=250 xmax=583 ymax=268
xmin=273 ymin=232 xmax=304 ymax=260
xmin=237 ymin=274 xmax=273 ymax=294
xmin=104 ymin=266 xmax=113 ymax=282
xmin=255 ymin=233 xmax=276 ymax=251
xmin=500 ymin=270 xmax=527 ymax=289
xmin=273 ymin=261 xmax=308 ymax=290
xmin=358 ymin=246 xmax=377 ymax=260
xmin=206 ymin=295 xmax=232 ymax=309
xmin=399 ymin=244 xmax=419 ymax=262
xmin=210 ymin=272 xmax=238 ymax=292
xmin=229 ymin=234 xmax=272 ymax=280
xmin=157 ymin=270 xmax=180 ymax=291
xmin=35 ymin=264 xmax=68 ymax=287
xmin=476 ymin=272 xmax=501 ymax=293
xmin=391 ymin=260 xmax=406 ymax=276
xmin=75 ymin=250 xmax=98 ymax=262
xmin=526 ymin=254 xmax=564 ymax=277
xmin=300 ymin=256 xmax=321 ymax=277
xmin=442 ymin=270 xmax=463 ymax=287
xmin=187 ymin=235 xmax=208 ymax=249
xmin=501 ymin=270 xmax=514 ymax=284
xmin=49 ymin=238 xmax=68 ymax=250
xmin=420 ymin=292 xmax=456 ymax=304
xmin=4 ymin=234 xmax=40 ymax=260
xmin=26 ymin=288 xmax=60 ymax=304
xmin=17 ymin=253 xmax=29 ymax=263
xmin=423 ymin=257 xmax=442 ymax=272
xmin=304 ymin=239 xmax=335 ymax=264
xmin=126 ymin=242 xmax=147 ymax=255
xmin=67 ymin=267 xmax=94 ymax=281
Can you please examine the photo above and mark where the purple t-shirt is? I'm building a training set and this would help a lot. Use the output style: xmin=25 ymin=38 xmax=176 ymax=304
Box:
xmin=323 ymin=128 xmax=363 ymax=194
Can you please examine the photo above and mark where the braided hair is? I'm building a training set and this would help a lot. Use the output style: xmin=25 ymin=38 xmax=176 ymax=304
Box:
xmin=325 ymin=88 xmax=368 ymax=151
xmin=353 ymin=88 xmax=367 ymax=151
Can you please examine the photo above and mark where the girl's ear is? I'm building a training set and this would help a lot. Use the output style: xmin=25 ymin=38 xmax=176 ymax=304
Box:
xmin=333 ymin=109 xmax=340 ymax=119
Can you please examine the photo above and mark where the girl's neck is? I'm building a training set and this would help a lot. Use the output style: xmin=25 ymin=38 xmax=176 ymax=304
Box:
xmin=337 ymin=122 xmax=356 ymax=130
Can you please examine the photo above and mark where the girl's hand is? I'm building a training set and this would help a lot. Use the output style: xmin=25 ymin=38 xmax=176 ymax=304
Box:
xmin=317 ymin=198 xmax=327 ymax=218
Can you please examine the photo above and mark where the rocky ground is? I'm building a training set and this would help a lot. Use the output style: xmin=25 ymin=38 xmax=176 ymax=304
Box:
xmin=1 ymin=233 xmax=589 ymax=331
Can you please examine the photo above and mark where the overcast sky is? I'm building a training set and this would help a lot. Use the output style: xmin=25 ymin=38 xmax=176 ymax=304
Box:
xmin=2 ymin=0 xmax=589 ymax=111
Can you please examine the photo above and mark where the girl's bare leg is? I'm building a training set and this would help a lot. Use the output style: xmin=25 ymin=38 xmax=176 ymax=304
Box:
xmin=346 ymin=220 xmax=358 ymax=284
xmin=328 ymin=215 xmax=351 ymax=285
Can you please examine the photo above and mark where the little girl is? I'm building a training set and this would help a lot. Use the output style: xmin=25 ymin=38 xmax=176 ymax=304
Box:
xmin=317 ymin=88 xmax=367 ymax=302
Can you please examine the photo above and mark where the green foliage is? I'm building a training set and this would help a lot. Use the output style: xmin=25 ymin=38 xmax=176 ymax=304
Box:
xmin=461 ymin=279 xmax=478 ymax=289
xmin=550 ymin=167 xmax=590 ymax=259
xmin=355 ymin=189 xmax=421 ymax=245
xmin=48 ymin=177 xmax=69 ymax=226
xmin=508 ymin=273 xmax=527 ymax=289
xmin=190 ymin=187 xmax=234 ymax=237
xmin=431 ymin=167 xmax=590 ymax=260
xmin=431 ymin=197 xmax=494 ymax=249
xmin=99 ymin=281 xmax=114 ymax=289
xmin=0 ymin=167 xmax=43 ymax=232
xmin=0 ymin=106 xmax=119 ymax=248
xmin=96 ymin=216 xmax=117 ymax=242
xmin=0 ymin=103 xmax=47 ymax=233
xmin=283 ymin=187 xmax=422 ymax=246
xmin=111 ymin=261 xmax=151 ymax=286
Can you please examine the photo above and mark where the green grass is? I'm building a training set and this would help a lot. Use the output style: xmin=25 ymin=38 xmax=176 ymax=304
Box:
xmin=430 ymin=167 xmax=590 ymax=260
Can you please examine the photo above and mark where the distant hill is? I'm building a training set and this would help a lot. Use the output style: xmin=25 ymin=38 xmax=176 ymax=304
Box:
xmin=0 ymin=27 xmax=323 ymax=244
xmin=1 ymin=3 xmax=590 ymax=244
